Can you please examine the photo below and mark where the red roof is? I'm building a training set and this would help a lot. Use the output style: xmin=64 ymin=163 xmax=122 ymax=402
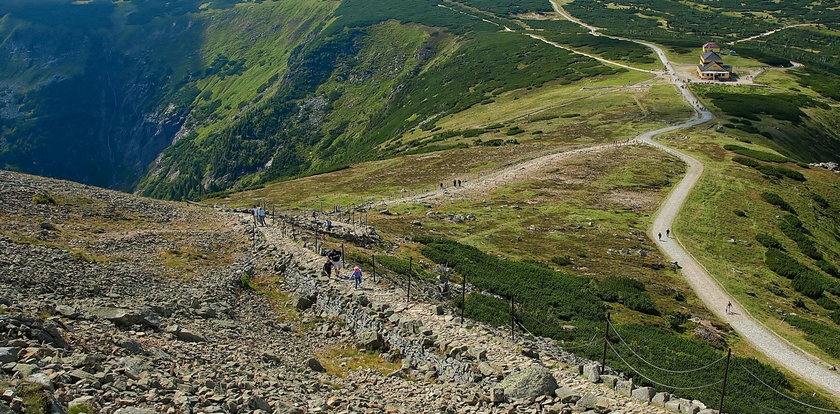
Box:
xmin=703 ymin=42 xmax=721 ymax=49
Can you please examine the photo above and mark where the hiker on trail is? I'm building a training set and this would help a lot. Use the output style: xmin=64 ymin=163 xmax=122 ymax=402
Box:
xmin=327 ymin=249 xmax=342 ymax=277
xmin=440 ymin=183 xmax=444 ymax=189
xmin=726 ymin=301 xmax=733 ymax=314
xmin=252 ymin=205 xmax=259 ymax=226
xmin=458 ymin=180 xmax=462 ymax=187
xmin=350 ymin=265 xmax=363 ymax=289
xmin=453 ymin=179 xmax=457 ymax=187
xmin=326 ymin=220 xmax=332 ymax=232
xmin=322 ymin=259 xmax=333 ymax=277
xmin=259 ymin=207 xmax=267 ymax=226
xmin=666 ymin=229 xmax=670 ymax=238
xmin=658 ymin=232 xmax=662 ymax=241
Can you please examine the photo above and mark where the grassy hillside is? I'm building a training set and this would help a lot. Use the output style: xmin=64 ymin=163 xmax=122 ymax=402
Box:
xmin=664 ymin=126 xmax=840 ymax=369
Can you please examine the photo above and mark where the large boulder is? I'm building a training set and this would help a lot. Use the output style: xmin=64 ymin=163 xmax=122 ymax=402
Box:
xmin=356 ymin=331 xmax=383 ymax=350
xmin=94 ymin=308 xmax=159 ymax=329
xmin=632 ymin=386 xmax=655 ymax=402
xmin=0 ymin=347 xmax=20 ymax=363
xmin=498 ymin=364 xmax=558 ymax=400
xmin=114 ymin=408 xmax=156 ymax=414
xmin=306 ymin=357 xmax=326 ymax=373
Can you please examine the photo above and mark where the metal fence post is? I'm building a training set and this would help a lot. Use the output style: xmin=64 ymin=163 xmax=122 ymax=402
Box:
xmin=718 ymin=348 xmax=732 ymax=414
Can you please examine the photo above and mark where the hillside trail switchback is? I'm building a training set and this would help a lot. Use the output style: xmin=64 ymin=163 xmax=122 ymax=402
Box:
xmin=548 ymin=0 xmax=840 ymax=396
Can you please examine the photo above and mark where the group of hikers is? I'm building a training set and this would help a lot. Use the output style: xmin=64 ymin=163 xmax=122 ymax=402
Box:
xmin=251 ymin=205 xmax=268 ymax=226
xmin=440 ymin=179 xmax=464 ymax=189
xmin=323 ymin=248 xmax=363 ymax=289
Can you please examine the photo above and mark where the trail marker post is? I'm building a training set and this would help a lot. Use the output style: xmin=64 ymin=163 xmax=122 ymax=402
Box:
xmin=461 ymin=271 xmax=466 ymax=324
xmin=407 ymin=257 xmax=413 ymax=302
xmin=601 ymin=313 xmax=611 ymax=368
xmin=510 ymin=296 xmax=515 ymax=340
xmin=371 ymin=254 xmax=376 ymax=283
xmin=718 ymin=348 xmax=732 ymax=414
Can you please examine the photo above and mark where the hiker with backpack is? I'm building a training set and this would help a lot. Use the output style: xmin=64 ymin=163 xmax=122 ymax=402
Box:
xmin=251 ymin=205 xmax=259 ymax=226
xmin=327 ymin=249 xmax=342 ymax=277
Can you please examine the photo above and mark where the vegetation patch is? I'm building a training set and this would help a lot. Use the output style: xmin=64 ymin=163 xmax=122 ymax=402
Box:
xmin=315 ymin=343 xmax=401 ymax=378
xmin=724 ymin=145 xmax=788 ymax=163
xmin=785 ymin=315 xmax=840 ymax=359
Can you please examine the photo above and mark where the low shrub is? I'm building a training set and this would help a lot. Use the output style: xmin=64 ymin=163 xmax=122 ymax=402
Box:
xmin=551 ymin=256 xmax=573 ymax=266
xmin=778 ymin=215 xmax=823 ymax=261
xmin=815 ymin=296 xmax=840 ymax=311
xmin=734 ymin=210 xmax=747 ymax=217
xmin=817 ymin=260 xmax=839 ymax=277
xmin=760 ymin=192 xmax=796 ymax=214
xmin=786 ymin=315 xmax=840 ymax=358
xmin=724 ymin=144 xmax=789 ymax=163
xmin=596 ymin=277 xmax=658 ymax=315
xmin=792 ymin=271 xmax=826 ymax=299
xmin=755 ymin=234 xmax=782 ymax=250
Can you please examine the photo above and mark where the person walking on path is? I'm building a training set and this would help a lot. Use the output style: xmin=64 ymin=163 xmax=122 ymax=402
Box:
xmin=259 ymin=207 xmax=267 ymax=226
xmin=666 ymin=229 xmax=670 ymax=238
xmin=726 ymin=301 xmax=732 ymax=314
xmin=322 ymin=259 xmax=334 ymax=277
xmin=350 ymin=266 xmax=363 ymax=289
xmin=327 ymin=249 xmax=342 ymax=278
xmin=658 ymin=232 xmax=662 ymax=241
xmin=252 ymin=205 xmax=259 ymax=226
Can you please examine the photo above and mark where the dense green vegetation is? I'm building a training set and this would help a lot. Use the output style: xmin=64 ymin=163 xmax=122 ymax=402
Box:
xmin=732 ymin=157 xmax=806 ymax=181
xmin=139 ymin=0 xmax=621 ymax=199
xmin=525 ymin=20 xmax=657 ymax=65
xmin=565 ymin=0 xmax=839 ymax=46
xmin=415 ymin=238 xmax=835 ymax=413
xmin=724 ymin=145 xmax=789 ymax=163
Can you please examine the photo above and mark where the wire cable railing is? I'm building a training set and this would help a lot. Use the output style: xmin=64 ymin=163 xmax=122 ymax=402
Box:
xmin=607 ymin=341 xmax=724 ymax=391
xmin=608 ymin=319 xmax=727 ymax=374
xmin=737 ymin=363 xmax=840 ymax=413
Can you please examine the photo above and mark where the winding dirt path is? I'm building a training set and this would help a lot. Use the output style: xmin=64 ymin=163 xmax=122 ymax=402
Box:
xmin=729 ymin=23 xmax=820 ymax=44
xmin=547 ymin=0 xmax=840 ymax=396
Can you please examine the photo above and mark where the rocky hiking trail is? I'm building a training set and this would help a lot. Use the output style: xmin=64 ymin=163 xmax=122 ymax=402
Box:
xmin=0 ymin=170 xmax=701 ymax=414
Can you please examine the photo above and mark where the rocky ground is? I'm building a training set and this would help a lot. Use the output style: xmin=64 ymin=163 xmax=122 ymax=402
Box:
xmin=0 ymin=171 xmax=709 ymax=414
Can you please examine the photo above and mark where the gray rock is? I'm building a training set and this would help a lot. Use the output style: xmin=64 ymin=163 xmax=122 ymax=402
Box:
xmin=54 ymin=305 xmax=78 ymax=318
xmin=575 ymin=393 xmax=597 ymax=410
xmin=652 ymin=392 xmax=670 ymax=407
xmin=68 ymin=396 xmax=95 ymax=409
xmin=490 ymin=388 xmax=505 ymax=403
xmin=356 ymin=331 xmax=382 ymax=350
xmin=631 ymin=386 xmax=654 ymax=402
xmin=499 ymin=364 xmax=558 ymax=400
xmin=174 ymin=328 xmax=205 ymax=342
xmin=665 ymin=400 xmax=682 ymax=413
xmin=294 ymin=296 xmax=313 ymax=311
xmin=468 ymin=347 xmax=487 ymax=361
xmin=477 ymin=361 xmax=501 ymax=378
xmin=616 ymin=378 xmax=633 ymax=396
xmin=94 ymin=308 xmax=160 ymax=328
xmin=583 ymin=363 xmax=601 ymax=383
xmin=116 ymin=338 xmax=145 ymax=354
xmin=0 ymin=347 xmax=20 ymax=364
xmin=698 ymin=410 xmax=719 ymax=414
xmin=114 ymin=408 xmax=156 ymax=414
xmin=25 ymin=373 xmax=53 ymax=391
xmin=600 ymin=374 xmax=619 ymax=389
xmin=306 ymin=357 xmax=325 ymax=373
xmin=554 ymin=386 xmax=581 ymax=403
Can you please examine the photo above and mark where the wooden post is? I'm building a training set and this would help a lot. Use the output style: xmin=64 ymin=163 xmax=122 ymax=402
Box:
xmin=371 ymin=254 xmax=376 ymax=283
xmin=601 ymin=313 xmax=611 ymax=368
xmin=461 ymin=271 xmax=466 ymax=324
xmin=718 ymin=348 xmax=732 ymax=414
xmin=407 ymin=257 xmax=413 ymax=302
xmin=341 ymin=243 xmax=345 ymax=265
xmin=510 ymin=296 xmax=515 ymax=340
